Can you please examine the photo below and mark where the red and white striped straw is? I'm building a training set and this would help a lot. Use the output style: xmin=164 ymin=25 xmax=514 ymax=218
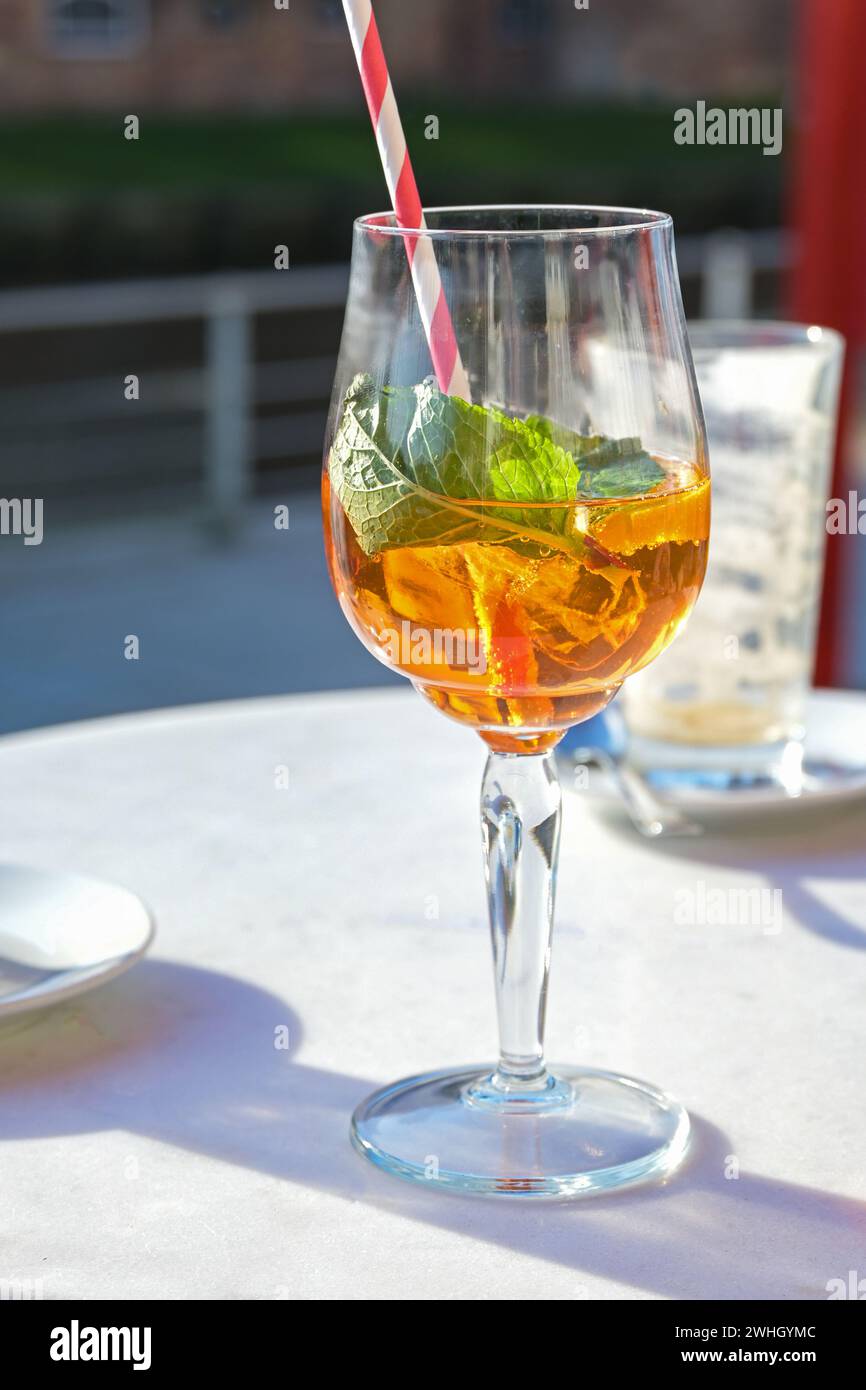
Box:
xmin=342 ymin=0 xmax=471 ymax=401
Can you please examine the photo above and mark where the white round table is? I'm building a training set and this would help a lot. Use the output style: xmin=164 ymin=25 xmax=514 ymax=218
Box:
xmin=1 ymin=688 xmax=864 ymax=1300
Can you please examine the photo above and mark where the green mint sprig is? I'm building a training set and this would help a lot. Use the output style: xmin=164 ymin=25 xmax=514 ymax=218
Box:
xmin=328 ymin=374 xmax=664 ymax=558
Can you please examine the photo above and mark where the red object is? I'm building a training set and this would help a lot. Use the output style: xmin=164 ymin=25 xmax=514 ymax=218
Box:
xmin=788 ymin=0 xmax=866 ymax=684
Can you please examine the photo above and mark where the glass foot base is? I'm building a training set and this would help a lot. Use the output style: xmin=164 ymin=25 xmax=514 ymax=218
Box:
xmin=351 ymin=1065 xmax=690 ymax=1198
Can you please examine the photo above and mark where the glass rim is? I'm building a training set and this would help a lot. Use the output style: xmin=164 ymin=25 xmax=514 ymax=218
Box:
xmin=354 ymin=203 xmax=673 ymax=240
xmin=688 ymin=319 xmax=845 ymax=353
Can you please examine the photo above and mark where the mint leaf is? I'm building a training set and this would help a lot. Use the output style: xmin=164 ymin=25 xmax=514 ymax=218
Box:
xmin=524 ymin=411 xmax=665 ymax=497
xmin=578 ymin=455 xmax=666 ymax=498
xmin=328 ymin=374 xmax=663 ymax=556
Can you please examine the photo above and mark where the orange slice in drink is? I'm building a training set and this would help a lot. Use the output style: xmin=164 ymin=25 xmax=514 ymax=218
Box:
xmin=589 ymin=477 xmax=710 ymax=557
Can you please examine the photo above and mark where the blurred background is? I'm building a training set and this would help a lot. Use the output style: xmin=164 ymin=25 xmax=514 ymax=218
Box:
xmin=1 ymin=0 xmax=864 ymax=733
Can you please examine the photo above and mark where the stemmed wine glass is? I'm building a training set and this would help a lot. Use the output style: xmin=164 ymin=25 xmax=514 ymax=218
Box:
xmin=323 ymin=206 xmax=709 ymax=1196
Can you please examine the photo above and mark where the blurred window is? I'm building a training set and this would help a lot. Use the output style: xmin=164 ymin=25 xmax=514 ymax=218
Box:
xmin=47 ymin=0 xmax=149 ymax=56
xmin=497 ymin=0 xmax=552 ymax=45
xmin=314 ymin=0 xmax=343 ymax=30
xmin=201 ymin=0 xmax=248 ymax=27
xmin=305 ymin=0 xmax=342 ymax=45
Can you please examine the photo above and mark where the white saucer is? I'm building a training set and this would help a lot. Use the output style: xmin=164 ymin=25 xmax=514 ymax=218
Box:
xmin=0 ymin=865 xmax=155 ymax=1017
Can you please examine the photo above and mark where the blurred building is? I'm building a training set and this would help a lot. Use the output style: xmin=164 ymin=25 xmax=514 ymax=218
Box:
xmin=1 ymin=0 xmax=790 ymax=112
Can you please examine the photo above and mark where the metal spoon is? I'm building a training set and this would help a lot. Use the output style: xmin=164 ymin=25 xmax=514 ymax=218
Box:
xmin=556 ymin=710 xmax=703 ymax=839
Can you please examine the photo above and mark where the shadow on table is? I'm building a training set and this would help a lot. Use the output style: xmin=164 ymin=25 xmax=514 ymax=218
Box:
xmin=0 ymin=959 xmax=860 ymax=1299
xmin=589 ymin=796 xmax=866 ymax=951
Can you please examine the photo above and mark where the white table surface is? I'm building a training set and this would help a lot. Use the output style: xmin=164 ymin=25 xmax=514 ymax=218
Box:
xmin=1 ymin=687 xmax=865 ymax=1302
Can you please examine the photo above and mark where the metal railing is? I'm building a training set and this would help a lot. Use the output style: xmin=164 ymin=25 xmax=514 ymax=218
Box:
xmin=0 ymin=232 xmax=792 ymax=525
xmin=0 ymin=264 xmax=350 ymax=527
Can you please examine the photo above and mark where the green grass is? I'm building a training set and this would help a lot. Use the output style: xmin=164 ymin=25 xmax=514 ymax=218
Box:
xmin=0 ymin=103 xmax=779 ymax=194
xmin=0 ymin=103 xmax=785 ymax=284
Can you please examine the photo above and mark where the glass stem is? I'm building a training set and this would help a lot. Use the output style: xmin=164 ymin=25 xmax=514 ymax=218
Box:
xmin=480 ymin=750 xmax=561 ymax=1090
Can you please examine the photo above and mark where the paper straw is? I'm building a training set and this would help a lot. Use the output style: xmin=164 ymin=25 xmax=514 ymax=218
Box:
xmin=342 ymin=0 xmax=471 ymax=400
